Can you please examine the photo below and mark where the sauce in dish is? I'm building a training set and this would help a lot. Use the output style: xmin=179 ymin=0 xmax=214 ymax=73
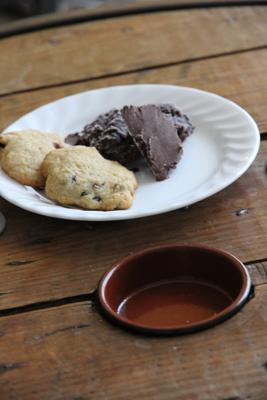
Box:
xmin=117 ymin=280 xmax=232 ymax=328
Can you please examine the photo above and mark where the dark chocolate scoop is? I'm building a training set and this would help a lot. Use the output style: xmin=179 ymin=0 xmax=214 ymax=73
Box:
xmin=65 ymin=109 xmax=140 ymax=164
xmin=65 ymin=104 xmax=194 ymax=167
xmin=121 ymin=105 xmax=183 ymax=181
xmin=160 ymin=104 xmax=194 ymax=141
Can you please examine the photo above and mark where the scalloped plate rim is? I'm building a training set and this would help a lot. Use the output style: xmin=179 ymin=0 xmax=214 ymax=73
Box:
xmin=0 ymin=84 xmax=260 ymax=221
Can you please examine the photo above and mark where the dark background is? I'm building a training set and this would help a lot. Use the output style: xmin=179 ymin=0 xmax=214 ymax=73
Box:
xmin=0 ymin=0 xmax=114 ymax=22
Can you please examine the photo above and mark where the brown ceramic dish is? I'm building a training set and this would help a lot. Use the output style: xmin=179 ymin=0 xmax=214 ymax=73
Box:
xmin=98 ymin=244 xmax=252 ymax=335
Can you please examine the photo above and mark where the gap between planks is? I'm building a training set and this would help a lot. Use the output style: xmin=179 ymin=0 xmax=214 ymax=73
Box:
xmin=0 ymin=259 xmax=266 ymax=318
xmin=1 ymin=0 xmax=267 ymax=39
xmin=1 ymin=6 xmax=267 ymax=96
xmin=0 ymin=44 xmax=266 ymax=100
xmin=0 ymin=287 xmax=267 ymax=400
xmin=0 ymin=292 xmax=96 ymax=318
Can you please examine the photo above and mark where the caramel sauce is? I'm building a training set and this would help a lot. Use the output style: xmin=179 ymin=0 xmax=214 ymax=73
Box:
xmin=117 ymin=280 xmax=232 ymax=328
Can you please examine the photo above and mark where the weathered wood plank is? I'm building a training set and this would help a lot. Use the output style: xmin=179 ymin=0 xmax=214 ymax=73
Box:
xmin=1 ymin=6 xmax=267 ymax=95
xmin=1 ymin=284 xmax=267 ymax=400
xmin=246 ymin=261 xmax=267 ymax=286
xmin=0 ymin=140 xmax=267 ymax=310
xmin=0 ymin=0 xmax=264 ymax=39
xmin=1 ymin=48 xmax=267 ymax=133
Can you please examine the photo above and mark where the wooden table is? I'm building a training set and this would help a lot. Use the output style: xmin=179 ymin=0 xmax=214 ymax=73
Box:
xmin=1 ymin=1 xmax=267 ymax=399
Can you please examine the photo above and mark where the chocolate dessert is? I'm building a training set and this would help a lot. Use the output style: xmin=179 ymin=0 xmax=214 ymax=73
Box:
xmin=121 ymin=105 xmax=183 ymax=181
xmin=65 ymin=108 xmax=140 ymax=165
xmin=65 ymin=104 xmax=194 ymax=167
xmin=160 ymin=104 xmax=194 ymax=141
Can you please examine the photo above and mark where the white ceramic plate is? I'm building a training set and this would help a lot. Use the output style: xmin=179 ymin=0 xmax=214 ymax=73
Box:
xmin=0 ymin=84 xmax=260 ymax=221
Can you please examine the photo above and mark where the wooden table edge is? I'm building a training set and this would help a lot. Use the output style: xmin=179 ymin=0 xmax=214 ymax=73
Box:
xmin=0 ymin=0 xmax=267 ymax=39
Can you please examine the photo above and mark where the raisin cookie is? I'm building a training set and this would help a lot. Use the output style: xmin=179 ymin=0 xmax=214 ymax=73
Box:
xmin=41 ymin=146 xmax=137 ymax=210
xmin=0 ymin=130 xmax=65 ymax=187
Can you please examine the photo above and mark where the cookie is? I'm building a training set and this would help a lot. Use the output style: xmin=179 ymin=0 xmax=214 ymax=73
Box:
xmin=0 ymin=129 xmax=65 ymax=188
xmin=41 ymin=146 xmax=137 ymax=210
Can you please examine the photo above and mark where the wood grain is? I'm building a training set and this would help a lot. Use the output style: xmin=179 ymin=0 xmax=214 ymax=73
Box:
xmin=0 ymin=0 xmax=264 ymax=38
xmin=1 ymin=5 xmax=267 ymax=399
xmin=1 ymin=48 xmax=267 ymax=133
xmin=247 ymin=261 xmax=267 ymax=286
xmin=1 ymin=284 xmax=267 ymax=400
xmin=1 ymin=6 xmax=267 ymax=95
xmin=0 ymin=140 xmax=267 ymax=310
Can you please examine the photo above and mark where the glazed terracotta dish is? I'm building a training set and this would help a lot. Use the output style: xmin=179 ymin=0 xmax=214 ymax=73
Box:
xmin=98 ymin=244 xmax=251 ymax=335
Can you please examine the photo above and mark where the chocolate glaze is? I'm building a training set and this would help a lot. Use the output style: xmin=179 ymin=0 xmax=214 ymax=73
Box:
xmin=122 ymin=105 xmax=182 ymax=180
xmin=160 ymin=103 xmax=194 ymax=141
